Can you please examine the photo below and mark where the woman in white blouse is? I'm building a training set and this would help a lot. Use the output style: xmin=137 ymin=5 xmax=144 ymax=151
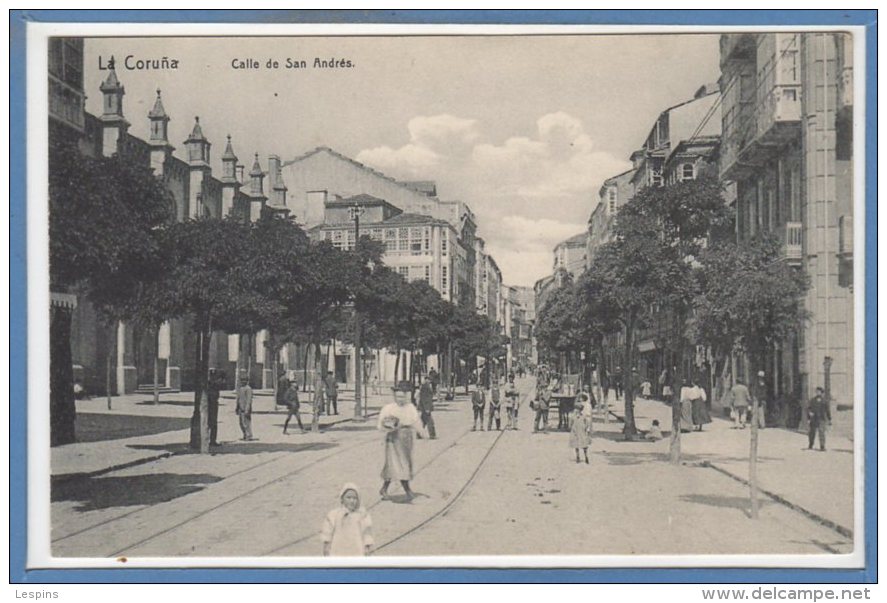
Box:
xmin=378 ymin=382 xmax=425 ymax=501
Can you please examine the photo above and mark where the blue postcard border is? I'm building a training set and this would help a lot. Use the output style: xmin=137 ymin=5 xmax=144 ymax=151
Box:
xmin=9 ymin=9 xmax=877 ymax=584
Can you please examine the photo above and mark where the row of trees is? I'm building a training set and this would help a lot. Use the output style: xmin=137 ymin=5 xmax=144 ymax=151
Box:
xmin=49 ymin=139 xmax=507 ymax=449
xmin=535 ymin=173 xmax=810 ymax=472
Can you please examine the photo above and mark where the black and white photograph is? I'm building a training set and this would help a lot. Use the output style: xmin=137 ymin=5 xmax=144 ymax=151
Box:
xmin=32 ymin=24 xmax=864 ymax=568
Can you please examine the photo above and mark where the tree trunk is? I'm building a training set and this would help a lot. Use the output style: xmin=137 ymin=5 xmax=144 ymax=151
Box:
xmin=669 ymin=376 xmax=682 ymax=465
xmin=749 ymin=355 xmax=761 ymax=519
xmin=393 ymin=347 xmax=401 ymax=386
xmin=50 ymin=305 xmax=76 ymax=446
xmin=105 ymin=324 xmax=114 ymax=410
xmin=189 ymin=319 xmax=212 ymax=452
xmin=622 ymin=313 xmax=638 ymax=439
xmin=311 ymin=337 xmax=322 ymax=432
xmin=302 ymin=343 xmax=310 ymax=392
xmin=234 ymin=334 xmax=242 ymax=389
xmin=153 ymin=326 xmax=160 ymax=405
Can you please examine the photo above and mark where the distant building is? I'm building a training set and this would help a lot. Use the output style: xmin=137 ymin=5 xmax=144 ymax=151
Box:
xmin=587 ymin=169 xmax=635 ymax=269
xmin=553 ymin=232 xmax=588 ymax=283
xmin=719 ymin=32 xmax=855 ymax=407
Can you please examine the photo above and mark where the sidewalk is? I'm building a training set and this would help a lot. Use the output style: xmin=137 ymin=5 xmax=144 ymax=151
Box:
xmin=606 ymin=395 xmax=855 ymax=536
xmin=53 ymin=389 xmax=389 ymax=478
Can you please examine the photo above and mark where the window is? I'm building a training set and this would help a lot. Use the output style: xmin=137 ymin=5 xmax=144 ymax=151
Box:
xmin=651 ymin=171 xmax=663 ymax=187
xmin=442 ymin=265 xmax=448 ymax=292
xmin=397 ymin=266 xmax=409 ymax=278
xmin=441 ymin=232 xmax=448 ymax=255
xmin=607 ymin=188 xmax=617 ymax=214
xmin=681 ymin=163 xmax=695 ymax=181
xmin=424 ymin=265 xmax=431 ymax=284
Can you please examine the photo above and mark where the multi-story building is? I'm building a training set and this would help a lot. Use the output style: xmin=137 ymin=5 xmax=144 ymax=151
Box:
xmin=719 ymin=32 xmax=855 ymax=408
xmin=54 ymin=53 xmax=288 ymax=395
xmin=553 ymin=233 xmax=588 ymax=283
xmin=587 ymin=169 xmax=635 ymax=268
xmin=585 ymin=85 xmax=724 ymax=383
xmin=310 ymin=194 xmax=460 ymax=303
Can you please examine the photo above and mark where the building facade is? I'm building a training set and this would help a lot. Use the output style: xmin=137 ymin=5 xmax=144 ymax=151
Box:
xmin=719 ymin=32 xmax=855 ymax=408
xmin=553 ymin=233 xmax=588 ymax=283
xmin=53 ymin=52 xmax=292 ymax=395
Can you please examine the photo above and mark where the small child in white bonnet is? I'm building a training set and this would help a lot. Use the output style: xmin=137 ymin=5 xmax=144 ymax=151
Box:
xmin=321 ymin=482 xmax=374 ymax=556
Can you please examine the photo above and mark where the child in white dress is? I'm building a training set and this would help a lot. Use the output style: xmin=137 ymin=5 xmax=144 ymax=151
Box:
xmin=321 ymin=483 xmax=374 ymax=556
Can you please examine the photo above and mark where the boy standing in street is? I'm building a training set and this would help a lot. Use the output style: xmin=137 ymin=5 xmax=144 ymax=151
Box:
xmin=471 ymin=387 xmax=486 ymax=431
xmin=487 ymin=382 xmax=502 ymax=431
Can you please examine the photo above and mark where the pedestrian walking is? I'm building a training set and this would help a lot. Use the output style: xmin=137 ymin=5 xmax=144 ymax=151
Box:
xmin=640 ymin=379 xmax=652 ymax=399
xmin=378 ymin=382 xmax=424 ymax=501
xmin=727 ymin=379 xmax=751 ymax=428
xmin=418 ymin=374 xmax=437 ymax=439
xmin=504 ymin=374 xmax=519 ymax=429
xmin=807 ymin=387 xmax=831 ymax=451
xmin=235 ymin=373 xmax=255 ymax=441
xmin=487 ymin=382 xmax=502 ymax=431
xmin=614 ymin=366 xmax=624 ymax=400
xmin=471 ymin=387 xmax=486 ymax=431
xmin=283 ymin=379 xmax=305 ymax=434
xmin=533 ymin=384 xmax=550 ymax=433
xmin=690 ymin=377 xmax=712 ymax=431
xmin=324 ymin=371 xmax=338 ymax=415
xmin=207 ymin=369 xmax=222 ymax=446
xmin=276 ymin=371 xmax=290 ymax=409
xmin=569 ymin=400 xmax=592 ymax=464
xmin=678 ymin=380 xmax=695 ymax=433
xmin=428 ymin=367 xmax=439 ymax=397
xmin=321 ymin=483 xmax=374 ymax=557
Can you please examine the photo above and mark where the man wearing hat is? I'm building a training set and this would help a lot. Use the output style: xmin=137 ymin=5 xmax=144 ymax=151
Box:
xmin=236 ymin=372 xmax=256 ymax=441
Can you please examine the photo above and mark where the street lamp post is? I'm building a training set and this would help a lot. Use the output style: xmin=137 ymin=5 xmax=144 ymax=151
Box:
xmin=349 ymin=203 xmax=365 ymax=420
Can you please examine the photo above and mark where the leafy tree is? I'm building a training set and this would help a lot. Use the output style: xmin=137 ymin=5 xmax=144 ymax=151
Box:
xmin=588 ymin=210 xmax=688 ymax=439
xmin=693 ymin=234 xmax=810 ymax=517
xmin=152 ymin=216 xmax=257 ymax=450
xmin=606 ymin=174 xmax=731 ymax=447
xmin=48 ymin=138 xmax=174 ymax=445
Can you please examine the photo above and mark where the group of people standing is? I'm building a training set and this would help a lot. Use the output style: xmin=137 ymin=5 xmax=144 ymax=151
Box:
xmin=470 ymin=373 xmax=522 ymax=431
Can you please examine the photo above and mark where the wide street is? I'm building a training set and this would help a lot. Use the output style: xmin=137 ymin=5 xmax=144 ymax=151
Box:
xmin=51 ymin=377 xmax=853 ymax=559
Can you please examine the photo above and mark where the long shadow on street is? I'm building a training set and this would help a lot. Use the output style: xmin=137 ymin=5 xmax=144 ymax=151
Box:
xmin=52 ymin=472 xmax=222 ymax=511
xmin=75 ymin=413 xmax=192 ymax=443
xmin=127 ymin=441 xmax=338 ymax=455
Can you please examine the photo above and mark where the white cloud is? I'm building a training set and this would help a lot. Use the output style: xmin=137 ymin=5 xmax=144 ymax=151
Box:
xmin=356 ymin=111 xmax=630 ymax=286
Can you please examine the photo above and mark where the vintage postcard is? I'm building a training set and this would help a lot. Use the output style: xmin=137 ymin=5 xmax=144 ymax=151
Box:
xmin=21 ymin=16 xmax=869 ymax=573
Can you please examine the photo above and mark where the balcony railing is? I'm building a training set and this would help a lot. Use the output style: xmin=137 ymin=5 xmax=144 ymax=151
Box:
xmin=780 ymin=221 xmax=803 ymax=265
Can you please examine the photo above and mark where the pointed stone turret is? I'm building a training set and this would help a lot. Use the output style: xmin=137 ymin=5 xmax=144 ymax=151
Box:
xmin=221 ymin=135 xmax=238 ymax=182
xmin=267 ymin=155 xmax=289 ymax=216
xmin=249 ymin=153 xmax=265 ymax=195
xmin=184 ymin=116 xmax=211 ymax=219
xmin=147 ymin=89 xmax=174 ymax=175
xmin=99 ymin=57 xmax=129 ymax=157
xmin=220 ymin=135 xmax=240 ymax=217
xmin=184 ymin=116 xmax=211 ymax=166
xmin=246 ymin=153 xmax=266 ymax=222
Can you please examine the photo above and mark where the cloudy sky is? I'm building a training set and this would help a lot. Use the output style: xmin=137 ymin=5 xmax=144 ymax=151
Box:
xmin=83 ymin=34 xmax=720 ymax=286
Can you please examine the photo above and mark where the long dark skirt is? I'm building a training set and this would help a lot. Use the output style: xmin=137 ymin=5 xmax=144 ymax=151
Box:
xmin=691 ymin=398 xmax=712 ymax=425
xmin=382 ymin=427 xmax=414 ymax=481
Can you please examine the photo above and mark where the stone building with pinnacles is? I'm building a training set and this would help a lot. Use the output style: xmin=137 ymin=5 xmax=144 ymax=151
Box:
xmin=52 ymin=51 xmax=292 ymax=395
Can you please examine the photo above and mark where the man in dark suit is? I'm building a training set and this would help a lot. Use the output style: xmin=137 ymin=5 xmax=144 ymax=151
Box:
xmin=807 ymin=386 xmax=832 ymax=451
xmin=418 ymin=374 xmax=437 ymax=439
